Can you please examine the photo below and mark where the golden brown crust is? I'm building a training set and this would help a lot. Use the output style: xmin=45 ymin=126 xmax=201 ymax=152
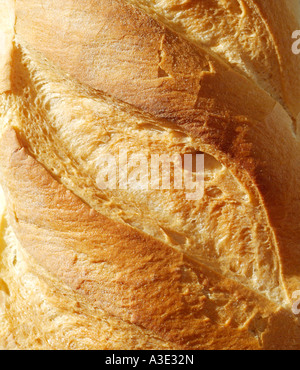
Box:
xmin=250 ymin=0 xmax=300 ymax=120
xmin=13 ymin=0 xmax=300 ymax=301
xmin=0 ymin=217 xmax=177 ymax=350
xmin=0 ymin=0 xmax=300 ymax=350
xmin=125 ymin=0 xmax=300 ymax=120
xmin=1 ymin=129 xmax=300 ymax=350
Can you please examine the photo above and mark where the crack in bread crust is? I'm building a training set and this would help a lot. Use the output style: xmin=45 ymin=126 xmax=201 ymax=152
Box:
xmin=1 ymin=42 xmax=289 ymax=305
xmin=0 ymin=0 xmax=300 ymax=350
xmin=1 ymin=129 xmax=300 ymax=350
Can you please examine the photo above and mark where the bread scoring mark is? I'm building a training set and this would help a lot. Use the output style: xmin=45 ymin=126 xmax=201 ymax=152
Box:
xmin=0 ymin=0 xmax=298 ymax=350
xmin=3 ymin=129 xmax=298 ymax=349
xmin=125 ymin=0 xmax=300 ymax=121
xmin=1 ymin=41 xmax=289 ymax=306
xmin=0 ymin=218 xmax=175 ymax=350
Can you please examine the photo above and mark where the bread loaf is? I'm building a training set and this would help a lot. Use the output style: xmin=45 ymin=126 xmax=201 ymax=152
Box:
xmin=0 ymin=0 xmax=300 ymax=350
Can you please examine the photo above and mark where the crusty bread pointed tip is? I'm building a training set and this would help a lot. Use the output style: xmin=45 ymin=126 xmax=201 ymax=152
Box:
xmin=0 ymin=0 xmax=300 ymax=350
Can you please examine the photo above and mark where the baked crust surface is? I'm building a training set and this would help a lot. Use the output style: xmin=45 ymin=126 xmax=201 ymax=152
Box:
xmin=0 ymin=0 xmax=300 ymax=349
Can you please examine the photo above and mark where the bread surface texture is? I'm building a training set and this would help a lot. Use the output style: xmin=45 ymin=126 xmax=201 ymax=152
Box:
xmin=0 ymin=0 xmax=300 ymax=350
